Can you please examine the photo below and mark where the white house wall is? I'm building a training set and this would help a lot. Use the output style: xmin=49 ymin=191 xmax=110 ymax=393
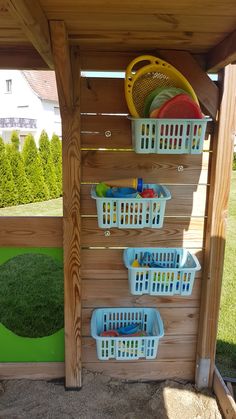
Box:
xmin=39 ymin=100 xmax=62 ymax=140
xmin=0 ymin=70 xmax=61 ymax=146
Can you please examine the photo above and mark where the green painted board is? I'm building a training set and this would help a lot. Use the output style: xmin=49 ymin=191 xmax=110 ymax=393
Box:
xmin=0 ymin=323 xmax=64 ymax=362
xmin=0 ymin=247 xmax=63 ymax=264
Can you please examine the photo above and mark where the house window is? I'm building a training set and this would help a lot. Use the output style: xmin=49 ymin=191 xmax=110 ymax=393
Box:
xmin=5 ymin=79 xmax=12 ymax=93
xmin=54 ymin=106 xmax=60 ymax=116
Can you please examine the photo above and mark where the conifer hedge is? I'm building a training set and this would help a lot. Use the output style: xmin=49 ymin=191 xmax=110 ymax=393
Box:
xmin=8 ymin=135 xmax=33 ymax=205
xmin=39 ymin=130 xmax=59 ymax=199
xmin=51 ymin=133 xmax=62 ymax=196
xmin=0 ymin=131 xmax=62 ymax=208
xmin=0 ymin=138 xmax=18 ymax=207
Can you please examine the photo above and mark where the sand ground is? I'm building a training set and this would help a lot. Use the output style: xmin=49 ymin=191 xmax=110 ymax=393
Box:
xmin=0 ymin=369 xmax=222 ymax=419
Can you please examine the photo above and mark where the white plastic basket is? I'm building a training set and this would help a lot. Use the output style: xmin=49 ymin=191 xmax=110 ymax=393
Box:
xmin=91 ymin=307 xmax=164 ymax=361
xmin=130 ymin=118 xmax=210 ymax=154
xmin=91 ymin=183 xmax=171 ymax=229
xmin=124 ymin=248 xmax=201 ymax=296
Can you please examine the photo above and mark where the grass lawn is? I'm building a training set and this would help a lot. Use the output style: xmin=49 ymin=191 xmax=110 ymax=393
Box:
xmin=0 ymin=197 xmax=63 ymax=216
xmin=216 ymin=171 xmax=236 ymax=377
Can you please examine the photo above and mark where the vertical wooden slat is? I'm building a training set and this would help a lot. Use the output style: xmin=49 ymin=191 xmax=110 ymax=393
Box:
xmin=50 ymin=21 xmax=82 ymax=389
xmin=196 ymin=64 xmax=236 ymax=388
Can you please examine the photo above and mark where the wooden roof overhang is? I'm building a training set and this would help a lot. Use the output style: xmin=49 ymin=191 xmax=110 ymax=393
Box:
xmin=0 ymin=0 xmax=236 ymax=72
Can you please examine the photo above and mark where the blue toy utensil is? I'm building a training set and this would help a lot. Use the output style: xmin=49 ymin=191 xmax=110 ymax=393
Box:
xmin=117 ymin=323 xmax=140 ymax=335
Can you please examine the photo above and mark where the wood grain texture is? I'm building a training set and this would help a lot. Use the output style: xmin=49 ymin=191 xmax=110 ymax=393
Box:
xmin=81 ymin=151 xmax=209 ymax=185
xmin=0 ymin=362 xmax=64 ymax=380
xmin=40 ymin=1 xmax=236 ymax=17
xmin=81 ymin=77 xmax=128 ymax=114
xmin=81 ymin=114 xmax=213 ymax=150
xmin=81 ymin=248 xmax=203 ymax=280
xmin=81 ymin=76 xmax=217 ymax=117
xmin=213 ymin=367 xmax=236 ymax=418
xmin=6 ymin=0 xmax=53 ymax=68
xmin=82 ymin=307 xmax=199 ymax=336
xmin=82 ymin=277 xmax=201 ymax=309
xmin=50 ymin=21 xmax=82 ymax=388
xmin=81 ymin=218 xmax=205 ymax=248
xmin=83 ymin=360 xmax=195 ymax=381
xmin=0 ymin=45 xmax=49 ymax=69
xmin=82 ymin=336 xmax=197 ymax=362
xmin=196 ymin=65 xmax=236 ymax=388
xmin=0 ymin=217 xmax=62 ymax=247
xmin=69 ymin=31 xmax=228 ymax=54
xmin=0 ymin=359 xmax=195 ymax=382
xmin=46 ymin=13 xmax=236 ymax=35
xmin=81 ymin=184 xmax=208 ymax=217
xmin=81 ymin=51 xmax=208 ymax=73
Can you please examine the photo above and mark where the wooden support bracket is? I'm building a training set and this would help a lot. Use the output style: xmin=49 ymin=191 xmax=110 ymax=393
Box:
xmin=195 ymin=357 xmax=211 ymax=389
xmin=6 ymin=0 xmax=53 ymax=69
xmin=158 ymin=50 xmax=219 ymax=120
xmin=207 ymin=29 xmax=236 ymax=73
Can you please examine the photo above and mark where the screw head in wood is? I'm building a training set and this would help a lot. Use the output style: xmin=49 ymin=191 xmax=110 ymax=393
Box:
xmin=105 ymin=130 xmax=112 ymax=138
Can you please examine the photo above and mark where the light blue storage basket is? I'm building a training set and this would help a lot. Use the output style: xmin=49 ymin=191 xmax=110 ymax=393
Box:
xmin=91 ymin=307 xmax=164 ymax=361
xmin=130 ymin=118 xmax=211 ymax=154
xmin=124 ymin=248 xmax=201 ymax=296
xmin=91 ymin=183 xmax=171 ymax=229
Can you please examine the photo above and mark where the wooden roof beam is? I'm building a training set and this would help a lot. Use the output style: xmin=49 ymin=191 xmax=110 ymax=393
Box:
xmin=6 ymin=0 xmax=54 ymax=69
xmin=207 ymin=29 xmax=236 ymax=73
xmin=0 ymin=46 xmax=49 ymax=70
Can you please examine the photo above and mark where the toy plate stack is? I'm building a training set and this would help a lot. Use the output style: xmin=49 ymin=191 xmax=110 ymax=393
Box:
xmin=125 ymin=55 xmax=211 ymax=154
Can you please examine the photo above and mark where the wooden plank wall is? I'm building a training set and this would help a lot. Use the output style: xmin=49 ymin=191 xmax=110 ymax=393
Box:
xmin=79 ymin=53 xmax=212 ymax=381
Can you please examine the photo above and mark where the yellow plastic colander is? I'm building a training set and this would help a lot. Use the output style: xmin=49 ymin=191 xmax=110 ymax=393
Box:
xmin=125 ymin=55 xmax=199 ymax=117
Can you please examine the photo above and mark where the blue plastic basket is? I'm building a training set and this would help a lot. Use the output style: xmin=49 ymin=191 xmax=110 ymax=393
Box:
xmin=124 ymin=248 xmax=201 ymax=296
xmin=91 ymin=307 xmax=164 ymax=361
xmin=91 ymin=184 xmax=171 ymax=229
xmin=130 ymin=118 xmax=211 ymax=154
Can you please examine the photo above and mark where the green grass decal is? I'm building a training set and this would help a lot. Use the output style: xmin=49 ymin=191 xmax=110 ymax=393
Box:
xmin=0 ymin=253 xmax=64 ymax=338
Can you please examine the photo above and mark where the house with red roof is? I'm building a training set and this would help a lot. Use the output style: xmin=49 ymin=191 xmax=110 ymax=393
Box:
xmin=0 ymin=70 xmax=61 ymax=148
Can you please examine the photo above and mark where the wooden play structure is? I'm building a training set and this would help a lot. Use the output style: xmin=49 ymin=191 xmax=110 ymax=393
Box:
xmin=0 ymin=1 xmax=236 ymax=415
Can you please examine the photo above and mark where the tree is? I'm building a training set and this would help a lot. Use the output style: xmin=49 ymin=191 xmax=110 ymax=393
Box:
xmin=22 ymin=134 xmax=49 ymax=202
xmin=51 ymin=134 xmax=62 ymax=196
xmin=10 ymin=130 xmax=20 ymax=151
xmin=39 ymin=130 xmax=59 ymax=198
xmin=0 ymin=138 xmax=18 ymax=207
xmin=7 ymin=143 xmax=33 ymax=205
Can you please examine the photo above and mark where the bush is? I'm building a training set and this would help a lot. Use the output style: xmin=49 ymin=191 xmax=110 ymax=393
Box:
xmin=10 ymin=130 xmax=20 ymax=151
xmin=39 ymin=130 xmax=59 ymax=199
xmin=233 ymin=153 xmax=236 ymax=171
xmin=51 ymin=134 xmax=62 ymax=196
xmin=22 ymin=134 xmax=49 ymax=202
xmin=0 ymin=138 xmax=18 ymax=207
xmin=7 ymin=143 xmax=33 ymax=205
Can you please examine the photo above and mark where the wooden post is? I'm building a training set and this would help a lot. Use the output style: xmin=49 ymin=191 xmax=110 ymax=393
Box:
xmin=50 ymin=21 xmax=82 ymax=389
xmin=196 ymin=65 xmax=236 ymax=388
